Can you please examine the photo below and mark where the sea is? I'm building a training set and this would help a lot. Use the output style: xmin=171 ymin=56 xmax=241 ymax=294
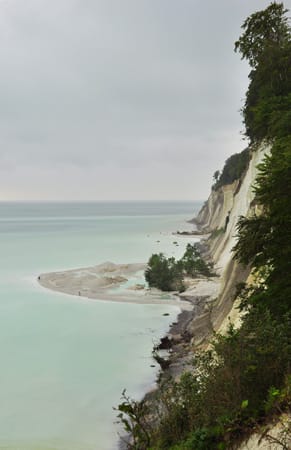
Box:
xmin=0 ymin=201 xmax=201 ymax=450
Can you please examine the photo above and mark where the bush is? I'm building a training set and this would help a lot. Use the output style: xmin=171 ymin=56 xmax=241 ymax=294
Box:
xmin=145 ymin=253 xmax=184 ymax=292
xmin=117 ymin=310 xmax=291 ymax=449
xmin=145 ymin=244 xmax=212 ymax=292
xmin=169 ymin=428 xmax=222 ymax=450
xmin=181 ymin=243 xmax=212 ymax=277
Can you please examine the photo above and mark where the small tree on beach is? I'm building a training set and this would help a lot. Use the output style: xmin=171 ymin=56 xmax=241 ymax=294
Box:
xmin=145 ymin=245 xmax=212 ymax=292
xmin=145 ymin=253 xmax=184 ymax=292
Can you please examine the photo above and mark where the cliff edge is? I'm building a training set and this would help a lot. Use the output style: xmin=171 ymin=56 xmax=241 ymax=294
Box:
xmin=188 ymin=143 xmax=270 ymax=344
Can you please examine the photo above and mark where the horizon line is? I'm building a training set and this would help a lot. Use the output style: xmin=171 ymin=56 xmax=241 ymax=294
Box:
xmin=0 ymin=199 xmax=205 ymax=203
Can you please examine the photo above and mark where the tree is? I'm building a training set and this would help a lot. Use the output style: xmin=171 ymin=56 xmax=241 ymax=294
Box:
xmin=235 ymin=3 xmax=291 ymax=142
xmin=233 ymin=2 xmax=291 ymax=315
xmin=145 ymin=253 xmax=184 ymax=292
xmin=213 ymin=149 xmax=250 ymax=190
xmin=243 ymin=41 xmax=291 ymax=141
xmin=181 ymin=243 xmax=212 ymax=277
xmin=234 ymin=137 xmax=291 ymax=315
xmin=234 ymin=2 xmax=290 ymax=68
xmin=145 ymin=245 xmax=212 ymax=292
xmin=213 ymin=170 xmax=220 ymax=183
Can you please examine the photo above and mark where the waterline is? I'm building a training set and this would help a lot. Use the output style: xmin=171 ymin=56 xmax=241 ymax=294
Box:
xmin=0 ymin=201 xmax=201 ymax=449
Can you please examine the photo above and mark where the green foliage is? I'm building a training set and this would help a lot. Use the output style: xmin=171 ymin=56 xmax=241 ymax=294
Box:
xmin=116 ymin=390 xmax=151 ymax=449
xmin=233 ymin=1 xmax=291 ymax=315
xmin=145 ymin=244 xmax=212 ymax=292
xmin=213 ymin=170 xmax=220 ymax=183
xmin=213 ymin=148 xmax=250 ymax=190
xmin=145 ymin=253 xmax=184 ymax=292
xmin=265 ymin=387 xmax=281 ymax=413
xmin=234 ymin=2 xmax=290 ymax=68
xmin=169 ymin=428 xmax=220 ymax=450
xmin=243 ymin=43 xmax=291 ymax=141
xmin=233 ymin=214 xmax=271 ymax=267
xmin=233 ymin=137 xmax=291 ymax=315
xmin=181 ymin=243 xmax=212 ymax=277
xmin=235 ymin=2 xmax=291 ymax=142
xmin=117 ymin=310 xmax=291 ymax=449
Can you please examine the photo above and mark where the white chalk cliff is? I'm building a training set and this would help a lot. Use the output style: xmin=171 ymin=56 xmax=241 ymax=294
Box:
xmin=189 ymin=143 xmax=270 ymax=343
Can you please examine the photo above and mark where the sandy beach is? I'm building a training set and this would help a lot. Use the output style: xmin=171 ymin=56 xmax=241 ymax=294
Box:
xmin=38 ymin=261 xmax=193 ymax=310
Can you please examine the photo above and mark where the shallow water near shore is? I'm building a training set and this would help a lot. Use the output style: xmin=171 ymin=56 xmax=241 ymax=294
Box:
xmin=0 ymin=201 xmax=200 ymax=450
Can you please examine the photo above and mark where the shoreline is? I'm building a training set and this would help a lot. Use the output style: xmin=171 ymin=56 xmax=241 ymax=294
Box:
xmin=118 ymin=270 xmax=220 ymax=448
xmin=36 ymin=236 xmax=220 ymax=450
xmin=37 ymin=243 xmax=220 ymax=375
xmin=36 ymin=252 xmax=220 ymax=377
xmin=151 ymin=274 xmax=220 ymax=380
xmin=37 ymin=261 xmax=193 ymax=310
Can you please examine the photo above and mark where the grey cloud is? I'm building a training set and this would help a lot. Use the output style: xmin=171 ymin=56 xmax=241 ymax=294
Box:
xmin=0 ymin=0 xmax=283 ymax=200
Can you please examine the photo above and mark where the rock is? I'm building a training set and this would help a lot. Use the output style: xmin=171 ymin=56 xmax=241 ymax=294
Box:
xmin=157 ymin=336 xmax=172 ymax=350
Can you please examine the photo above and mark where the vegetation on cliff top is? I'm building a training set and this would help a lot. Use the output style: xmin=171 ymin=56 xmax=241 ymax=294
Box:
xmin=235 ymin=2 xmax=291 ymax=142
xmin=212 ymin=148 xmax=250 ymax=191
xmin=117 ymin=3 xmax=291 ymax=448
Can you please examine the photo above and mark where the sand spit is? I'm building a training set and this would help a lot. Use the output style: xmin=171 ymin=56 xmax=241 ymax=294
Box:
xmin=38 ymin=261 xmax=193 ymax=309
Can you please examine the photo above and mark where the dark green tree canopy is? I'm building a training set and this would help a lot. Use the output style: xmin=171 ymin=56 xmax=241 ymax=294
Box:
xmin=213 ymin=148 xmax=250 ymax=190
xmin=235 ymin=2 xmax=290 ymax=68
xmin=233 ymin=2 xmax=291 ymax=315
xmin=145 ymin=244 xmax=212 ymax=292
xmin=234 ymin=2 xmax=291 ymax=143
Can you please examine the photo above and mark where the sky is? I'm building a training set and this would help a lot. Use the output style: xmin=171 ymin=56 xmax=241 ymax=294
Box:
xmin=0 ymin=0 xmax=289 ymax=201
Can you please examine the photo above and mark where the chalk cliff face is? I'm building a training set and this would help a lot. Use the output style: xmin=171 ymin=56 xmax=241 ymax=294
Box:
xmin=196 ymin=144 xmax=269 ymax=264
xmin=193 ymin=143 xmax=270 ymax=338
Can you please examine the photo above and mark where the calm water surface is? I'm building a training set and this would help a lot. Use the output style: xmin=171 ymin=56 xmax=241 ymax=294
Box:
xmin=0 ymin=201 xmax=201 ymax=450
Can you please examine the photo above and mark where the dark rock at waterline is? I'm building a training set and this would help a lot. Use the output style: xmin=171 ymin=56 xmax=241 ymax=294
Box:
xmin=153 ymin=353 xmax=171 ymax=370
xmin=157 ymin=336 xmax=172 ymax=350
xmin=175 ymin=230 xmax=206 ymax=236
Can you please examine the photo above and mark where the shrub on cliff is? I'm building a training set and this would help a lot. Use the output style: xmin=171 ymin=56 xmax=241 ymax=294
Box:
xmin=212 ymin=148 xmax=250 ymax=191
xmin=233 ymin=136 xmax=291 ymax=316
xmin=117 ymin=309 xmax=291 ymax=449
xmin=181 ymin=243 xmax=212 ymax=277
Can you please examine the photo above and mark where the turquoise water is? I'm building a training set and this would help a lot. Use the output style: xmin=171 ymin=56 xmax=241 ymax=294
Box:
xmin=0 ymin=201 xmax=201 ymax=450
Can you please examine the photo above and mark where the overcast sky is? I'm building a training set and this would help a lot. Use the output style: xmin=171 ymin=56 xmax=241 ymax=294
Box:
xmin=0 ymin=0 xmax=288 ymax=201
